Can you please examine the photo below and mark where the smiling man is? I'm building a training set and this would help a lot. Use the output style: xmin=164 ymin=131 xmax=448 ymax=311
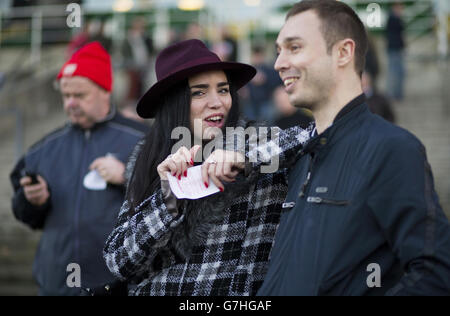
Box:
xmin=256 ymin=0 xmax=450 ymax=296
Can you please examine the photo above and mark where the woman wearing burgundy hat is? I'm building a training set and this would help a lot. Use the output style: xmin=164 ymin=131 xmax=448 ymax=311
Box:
xmin=103 ymin=39 xmax=310 ymax=295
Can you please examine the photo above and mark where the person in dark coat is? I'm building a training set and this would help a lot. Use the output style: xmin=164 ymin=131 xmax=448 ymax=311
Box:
xmin=242 ymin=45 xmax=282 ymax=122
xmin=121 ymin=17 xmax=154 ymax=104
xmin=10 ymin=42 xmax=148 ymax=295
xmin=273 ymin=85 xmax=313 ymax=129
xmin=254 ymin=0 xmax=450 ymax=296
xmin=362 ymin=71 xmax=396 ymax=123
xmin=385 ymin=2 xmax=406 ymax=100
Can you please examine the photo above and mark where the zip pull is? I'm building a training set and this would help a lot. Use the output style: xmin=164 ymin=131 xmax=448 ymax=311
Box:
xmin=306 ymin=196 xmax=349 ymax=206
xmin=307 ymin=196 xmax=322 ymax=204
xmin=282 ymin=202 xmax=295 ymax=209
xmin=299 ymin=153 xmax=316 ymax=197
xmin=299 ymin=171 xmax=311 ymax=197
xmin=84 ymin=130 xmax=91 ymax=140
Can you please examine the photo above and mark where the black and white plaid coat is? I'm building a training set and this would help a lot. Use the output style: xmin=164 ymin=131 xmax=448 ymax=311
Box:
xmin=103 ymin=122 xmax=312 ymax=296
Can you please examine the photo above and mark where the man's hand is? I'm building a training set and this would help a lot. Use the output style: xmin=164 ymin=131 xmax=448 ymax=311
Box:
xmin=201 ymin=150 xmax=245 ymax=192
xmin=20 ymin=175 xmax=50 ymax=206
xmin=90 ymin=156 xmax=126 ymax=185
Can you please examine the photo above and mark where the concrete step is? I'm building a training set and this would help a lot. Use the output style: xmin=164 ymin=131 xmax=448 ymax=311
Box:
xmin=0 ymin=263 xmax=34 ymax=281
xmin=0 ymin=282 xmax=38 ymax=296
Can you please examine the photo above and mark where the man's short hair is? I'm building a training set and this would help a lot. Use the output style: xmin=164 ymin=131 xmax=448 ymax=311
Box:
xmin=287 ymin=0 xmax=368 ymax=76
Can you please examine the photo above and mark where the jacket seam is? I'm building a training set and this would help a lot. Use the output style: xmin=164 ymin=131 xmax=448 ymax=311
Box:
xmin=108 ymin=122 xmax=146 ymax=138
xmin=27 ymin=126 xmax=71 ymax=156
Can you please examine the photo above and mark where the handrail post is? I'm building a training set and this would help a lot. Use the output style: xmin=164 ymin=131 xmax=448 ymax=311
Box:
xmin=0 ymin=10 xmax=3 ymax=49
xmin=31 ymin=10 xmax=43 ymax=65
xmin=14 ymin=107 xmax=24 ymax=162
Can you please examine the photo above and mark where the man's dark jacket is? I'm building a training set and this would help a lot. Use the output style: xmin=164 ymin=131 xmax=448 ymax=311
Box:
xmin=257 ymin=95 xmax=450 ymax=295
xmin=10 ymin=109 xmax=148 ymax=295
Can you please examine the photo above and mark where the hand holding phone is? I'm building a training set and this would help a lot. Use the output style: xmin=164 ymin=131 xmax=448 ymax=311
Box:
xmin=21 ymin=172 xmax=50 ymax=206
xmin=25 ymin=171 xmax=39 ymax=185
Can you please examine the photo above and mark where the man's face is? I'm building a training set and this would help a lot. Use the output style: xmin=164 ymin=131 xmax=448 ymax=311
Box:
xmin=60 ymin=76 xmax=110 ymax=129
xmin=275 ymin=10 xmax=336 ymax=110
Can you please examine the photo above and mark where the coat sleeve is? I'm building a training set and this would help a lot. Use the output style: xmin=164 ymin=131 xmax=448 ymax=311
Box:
xmin=245 ymin=125 xmax=312 ymax=175
xmin=367 ymin=135 xmax=450 ymax=295
xmin=9 ymin=157 xmax=51 ymax=230
xmin=103 ymin=188 xmax=185 ymax=282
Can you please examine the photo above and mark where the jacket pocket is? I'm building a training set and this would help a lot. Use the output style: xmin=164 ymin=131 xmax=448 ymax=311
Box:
xmin=306 ymin=196 xmax=350 ymax=206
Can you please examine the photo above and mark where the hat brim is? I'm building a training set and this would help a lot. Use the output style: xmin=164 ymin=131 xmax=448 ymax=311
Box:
xmin=136 ymin=61 xmax=257 ymax=118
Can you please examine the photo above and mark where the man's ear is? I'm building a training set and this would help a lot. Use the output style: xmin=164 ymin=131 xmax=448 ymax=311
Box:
xmin=100 ymin=88 xmax=111 ymax=103
xmin=335 ymin=38 xmax=356 ymax=69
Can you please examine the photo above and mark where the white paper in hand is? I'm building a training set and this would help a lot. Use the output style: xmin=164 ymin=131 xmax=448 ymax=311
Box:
xmin=166 ymin=165 xmax=220 ymax=200
xmin=83 ymin=170 xmax=107 ymax=190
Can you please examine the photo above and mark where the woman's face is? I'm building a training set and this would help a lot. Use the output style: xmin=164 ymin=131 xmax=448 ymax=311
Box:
xmin=188 ymin=70 xmax=232 ymax=141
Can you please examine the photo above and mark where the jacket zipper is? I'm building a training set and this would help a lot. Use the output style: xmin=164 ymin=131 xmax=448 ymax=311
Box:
xmin=74 ymin=130 xmax=91 ymax=278
xmin=306 ymin=196 xmax=349 ymax=206
xmin=299 ymin=153 xmax=316 ymax=198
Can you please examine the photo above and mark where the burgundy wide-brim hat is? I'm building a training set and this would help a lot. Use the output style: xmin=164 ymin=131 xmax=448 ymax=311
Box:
xmin=136 ymin=39 xmax=257 ymax=118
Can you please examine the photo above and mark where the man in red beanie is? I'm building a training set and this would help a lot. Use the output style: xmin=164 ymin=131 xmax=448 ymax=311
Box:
xmin=9 ymin=42 xmax=148 ymax=295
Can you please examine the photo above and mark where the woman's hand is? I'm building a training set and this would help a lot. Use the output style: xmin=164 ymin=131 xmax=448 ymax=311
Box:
xmin=201 ymin=150 xmax=245 ymax=192
xmin=157 ymin=145 xmax=201 ymax=181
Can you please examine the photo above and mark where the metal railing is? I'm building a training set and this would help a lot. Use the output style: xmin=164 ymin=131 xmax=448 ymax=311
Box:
xmin=0 ymin=4 xmax=214 ymax=64
xmin=0 ymin=108 xmax=24 ymax=162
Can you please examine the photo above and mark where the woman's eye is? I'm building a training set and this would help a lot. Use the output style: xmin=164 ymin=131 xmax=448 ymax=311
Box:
xmin=219 ymin=88 xmax=229 ymax=94
xmin=191 ymin=91 xmax=204 ymax=97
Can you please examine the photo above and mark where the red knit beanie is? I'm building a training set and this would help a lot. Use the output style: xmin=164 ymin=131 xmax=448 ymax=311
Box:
xmin=57 ymin=42 xmax=113 ymax=91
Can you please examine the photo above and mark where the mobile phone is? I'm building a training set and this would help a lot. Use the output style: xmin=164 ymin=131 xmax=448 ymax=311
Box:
xmin=25 ymin=172 xmax=39 ymax=185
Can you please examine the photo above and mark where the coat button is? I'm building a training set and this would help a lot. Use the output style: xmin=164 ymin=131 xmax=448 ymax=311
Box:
xmin=320 ymin=138 xmax=327 ymax=145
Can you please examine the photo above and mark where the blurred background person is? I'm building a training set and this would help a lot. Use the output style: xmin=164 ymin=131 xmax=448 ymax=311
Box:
xmin=9 ymin=42 xmax=148 ymax=295
xmin=363 ymin=31 xmax=396 ymax=124
xmin=241 ymin=45 xmax=281 ymax=122
xmin=211 ymin=25 xmax=238 ymax=62
xmin=66 ymin=22 xmax=90 ymax=59
xmin=362 ymin=71 xmax=396 ymax=123
xmin=183 ymin=22 xmax=205 ymax=42
xmin=273 ymin=86 xmax=313 ymax=129
xmin=121 ymin=17 xmax=154 ymax=109
xmin=385 ymin=2 xmax=406 ymax=101
xmin=365 ymin=34 xmax=380 ymax=91
xmin=0 ymin=72 xmax=5 ymax=91
xmin=66 ymin=19 xmax=112 ymax=58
